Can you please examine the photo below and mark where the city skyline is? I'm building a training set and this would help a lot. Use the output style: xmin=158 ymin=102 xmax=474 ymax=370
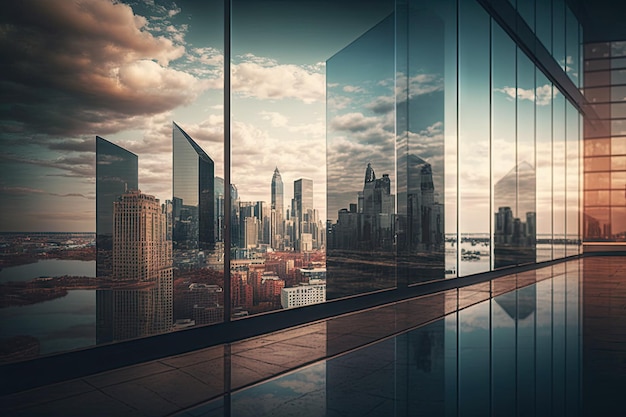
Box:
xmin=0 ymin=0 xmax=397 ymax=233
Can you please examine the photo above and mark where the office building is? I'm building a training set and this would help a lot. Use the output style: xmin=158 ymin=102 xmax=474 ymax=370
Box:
xmin=95 ymin=136 xmax=138 ymax=278
xmin=97 ymin=190 xmax=173 ymax=343
xmin=172 ymin=122 xmax=215 ymax=267
xmin=3 ymin=1 xmax=626 ymax=416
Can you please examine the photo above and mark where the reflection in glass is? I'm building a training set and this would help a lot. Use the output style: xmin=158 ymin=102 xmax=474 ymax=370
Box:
xmin=397 ymin=0 xmax=453 ymax=285
xmin=491 ymin=24 xmax=517 ymax=269
xmin=97 ymin=191 xmax=173 ymax=344
xmin=567 ymin=104 xmax=581 ymax=256
xmin=536 ymin=71 xmax=553 ymax=262
xmin=553 ymin=91 xmax=566 ymax=258
xmin=326 ymin=13 xmax=395 ymax=299
xmin=458 ymin=0 xmax=490 ymax=276
xmin=95 ymin=137 xmax=138 ymax=278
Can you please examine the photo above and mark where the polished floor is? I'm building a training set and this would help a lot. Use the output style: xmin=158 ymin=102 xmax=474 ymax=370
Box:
xmin=1 ymin=256 xmax=624 ymax=416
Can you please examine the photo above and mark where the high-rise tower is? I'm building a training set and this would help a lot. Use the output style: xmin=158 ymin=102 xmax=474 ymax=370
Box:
xmin=97 ymin=190 xmax=173 ymax=344
xmin=172 ymin=122 xmax=215 ymax=266
xmin=96 ymin=136 xmax=138 ymax=278
xmin=271 ymin=167 xmax=284 ymax=249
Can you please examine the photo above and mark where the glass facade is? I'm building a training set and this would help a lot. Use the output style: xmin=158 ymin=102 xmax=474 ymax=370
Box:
xmin=95 ymin=136 xmax=138 ymax=278
xmin=7 ymin=0 xmax=625 ymax=376
xmin=583 ymin=41 xmax=626 ymax=242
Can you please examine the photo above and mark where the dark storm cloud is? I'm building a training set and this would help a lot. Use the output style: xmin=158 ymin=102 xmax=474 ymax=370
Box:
xmin=0 ymin=153 xmax=95 ymax=178
xmin=0 ymin=186 xmax=94 ymax=200
xmin=0 ymin=0 xmax=206 ymax=138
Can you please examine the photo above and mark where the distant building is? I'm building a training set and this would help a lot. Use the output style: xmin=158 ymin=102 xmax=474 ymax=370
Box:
xmin=281 ymin=279 xmax=326 ymax=309
xmin=271 ymin=167 xmax=284 ymax=250
xmin=112 ymin=191 xmax=171 ymax=281
xmin=97 ymin=190 xmax=173 ymax=344
xmin=172 ymin=122 xmax=215 ymax=268
xmin=95 ymin=136 xmax=138 ymax=278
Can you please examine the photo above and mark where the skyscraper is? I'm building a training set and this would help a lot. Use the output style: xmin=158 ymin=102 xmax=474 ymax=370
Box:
xmin=294 ymin=178 xmax=315 ymax=251
xmin=271 ymin=167 xmax=284 ymax=249
xmin=96 ymin=136 xmax=138 ymax=278
xmin=172 ymin=122 xmax=215 ymax=266
xmin=112 ymin=191 xmax=172 ymax=281
xmin=97 ymin=190 xmax=173 ymax=343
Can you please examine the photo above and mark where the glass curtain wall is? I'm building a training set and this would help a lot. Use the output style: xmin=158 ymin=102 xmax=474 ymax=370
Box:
xmin=583 ymin=41 xmax=626 ymax=243
xmin=0 ymin=0 xmax=589 ymax=365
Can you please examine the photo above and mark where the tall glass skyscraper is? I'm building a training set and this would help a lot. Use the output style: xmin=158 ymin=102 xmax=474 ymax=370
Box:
xmin=172 ymin=122 xmax=215 ymax=267
xmin=96 ymin=136 xmax=138 ymax=278
xmin=271 ymin=167 xmax=284 ymax=249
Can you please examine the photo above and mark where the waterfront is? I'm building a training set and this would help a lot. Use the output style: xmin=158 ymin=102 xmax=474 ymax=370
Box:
xmin=0 ymin=290 xmax=95 ymax=355
xmin=0 ymin=259 xmax=95 ymax=283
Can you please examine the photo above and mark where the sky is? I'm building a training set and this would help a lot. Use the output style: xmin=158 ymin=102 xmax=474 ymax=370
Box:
xmin=0 ymin=0 xmax=394 ymax=232
xmin=0 ymin=0 xmax=582 ymax=235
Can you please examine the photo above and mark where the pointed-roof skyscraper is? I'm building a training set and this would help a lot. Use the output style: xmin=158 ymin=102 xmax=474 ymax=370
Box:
xmin=271 ymin=167 xmax=284 ymax=249
xmin=96 ymin=136 xmax=138 ymax=278
xmin=172 ymin=122 xmax=215 ymax=261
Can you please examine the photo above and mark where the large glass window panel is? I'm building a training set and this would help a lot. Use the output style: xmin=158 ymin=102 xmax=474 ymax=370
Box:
xmin=584 ymin=42 xmax=610 ymax=60
xmin=584 ymin=190 xmax=610 ymax=206
xmin=536 ymin=71 xmax=553 ymax=262
xmin=517 ymin=51 xmax=537 ymax=265
xmin=566 ymin=103 xmax=580 ymax=256
xmin=535 ymin=0 xmax=552 ymax=55
xmin=324 ymin=1 xmax=395 ymax=299
xmin=443 ymin=2 xmax=459 ymax=280
xmin=552 ymin=0 xmax=566 ymax=72
xmin=565 ymin=265 xmax=581 ymax=415
xmin=399 ymin=0 xmax=455 ymax=286
xmin=612 ymin=68 xmax=626 ymax=84
xmin=612 ymin=86 xmax=626 ymax=102
xmin=613 ymin=100 xmax=626 ymax=121
xmin=611 ymin=207 xmax=626 ymax=241
xmin=611 ymin=171 xmax=626 ymax=188
xmin=588 ymin=103 xmax=611 ymax=119
xmin=492 ymin=24 xmax=517 ymax=269
xmin=584 ymin=87 xmax=610 ymax=104
xmin=584 ymin=172 xmax=610 ymax=189
xmin=565 ymin=5 xmax=580 ymax=87
xmin=584 ymin=138 xmax=610 ymax=156
xmin=491 ymin=291 xmax=516 ymax=416
xmin=535 ymin=278 xmax=553 ymax=411
xmin=611 ymin=57 xmax=626 ymax=70
xmin=612 ymin=155 xmax=626 ymax=170
xmin=584 ymin=71 xmax=611 ymax=88
xmin=553 ymin=90 xmax=566 ymax=258
xmin=585 ymin=58 xmax=611 ymax=71
xmin=612 ymin=41 xmax=626 ymax=58
xmin=517 ymin=284 xmax=537 ymax=416
xmin=459 ymin=301 xmax=490 ymax=415
xmin=583 ymin=207 xmax=610 ymax=241
xmin=611 ymin=120 xmax=626 ymax=136
xmin=517 ymin=0 xmax=535 ymax=32
xmin=613 ymin=137 xmax=626 ymax=154
xmin=610 ymin=189 xmax=626 ymax=206
xmin=458 ymin=0 xmax=490 ymax=276
xmin=231 ymin=0 xmax=393 ymax=309
xmin=584 ymin=156 xmax=611 ymax=172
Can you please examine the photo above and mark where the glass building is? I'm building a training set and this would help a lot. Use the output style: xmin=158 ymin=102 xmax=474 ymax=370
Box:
xmin=172 ymin=122 xmax=216 ymax=267
xmin=2 ymin=0 xmax=626 ymax=415
xmin=95 ymin=136 xmax=138 ymax=278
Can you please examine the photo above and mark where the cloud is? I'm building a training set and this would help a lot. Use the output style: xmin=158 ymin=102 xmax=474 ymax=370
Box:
xmin=0 ymin=0 xmax=209 ymax=137
xmin=496 ymin=84 xmax=557 ymax=106
xmin=232 ymin=56 xmax=325 ymax=103
xmin=0 ymin=153 xmax=94 ymax=178
xmin=260 ymin=111 xmax=289 ymax=128
xmin=0 ymin=186 xmax=94 ymax=200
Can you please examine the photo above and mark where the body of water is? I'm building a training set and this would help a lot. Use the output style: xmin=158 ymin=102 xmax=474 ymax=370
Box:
xmin=0 ymin=290 xmax=96 ymax=355
xmin=0 ymin=259 xmax=95 ymax=283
